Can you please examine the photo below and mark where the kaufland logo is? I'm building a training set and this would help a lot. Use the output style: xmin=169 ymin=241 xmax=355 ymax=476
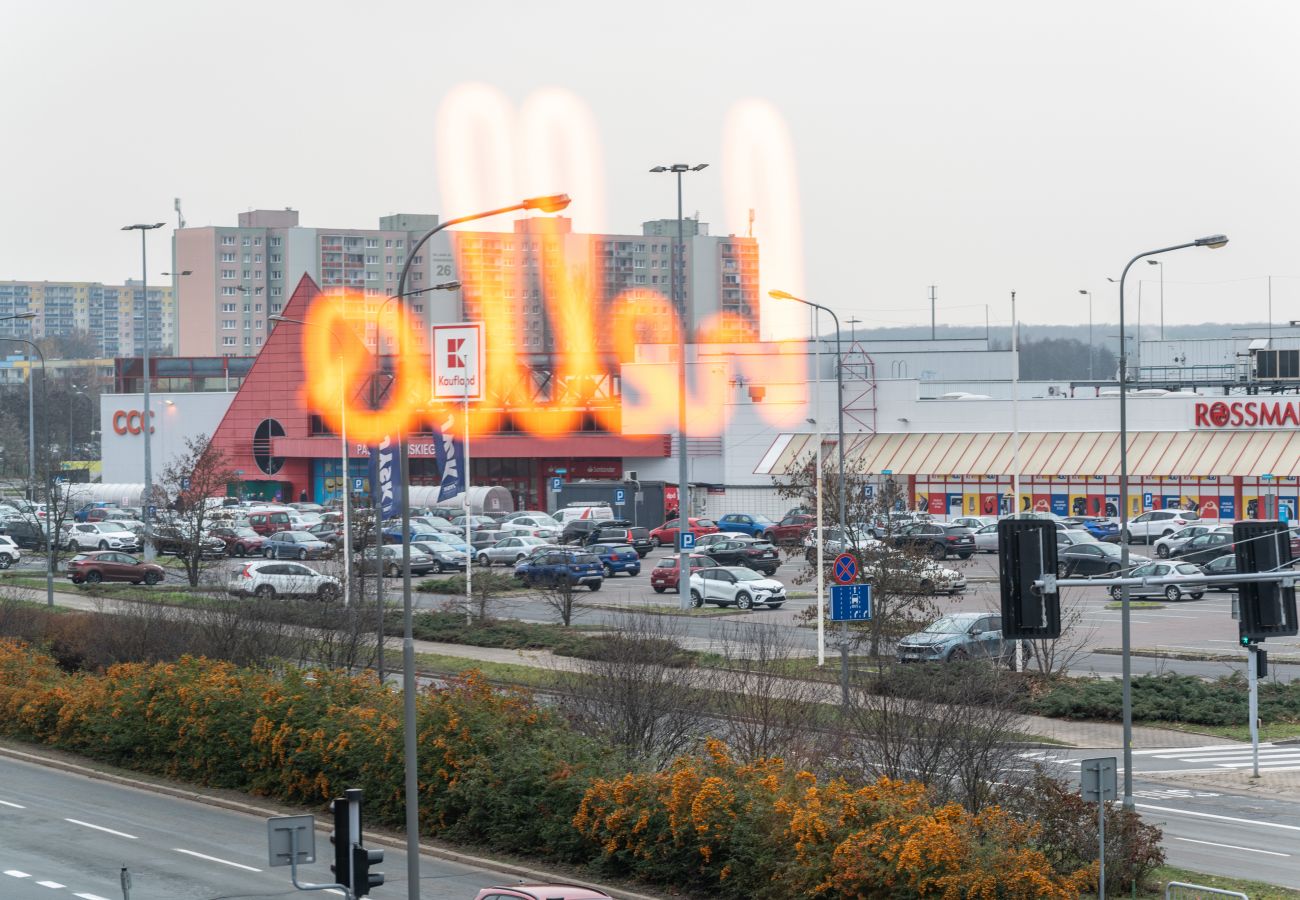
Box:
xmin=446 ymin=338 xmax=466 ymax=370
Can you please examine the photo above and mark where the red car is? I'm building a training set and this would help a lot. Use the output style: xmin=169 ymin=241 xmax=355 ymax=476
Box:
xmin=649 ymin=553 xmax=719 ymax=593
xmin=648 ymin=517 xmax=719 ymax=548
xmin=208 ymin=525 xmax=267 ymax=557
xmin=763 ymin=512 xmax=816 ymax=543
xmin=67 ymin=551 xmax=165 ymax=585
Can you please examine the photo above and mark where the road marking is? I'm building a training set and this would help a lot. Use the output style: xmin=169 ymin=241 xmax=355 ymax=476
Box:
xmin=75 ymin=894 xmax=113 ymax=900
xmin=1138 ymin=803 xmax=1300 ymax=832
xmin=173 ymin=848 xmax=262 ymax=872
xmin=65 ymin=818 xmax=137 ymax=839
xmin=1133 ymin=744 xmax=1246 ymax=755
xmin=37 ymin=881 xmax=66 ymax=889
xmin=1173 ymin=836 xmax=1290 ymax=857
xmin=0 ymin=799 xmax=25 ymax=809
xmin=4 ymin=870 xmax=31 ymax=878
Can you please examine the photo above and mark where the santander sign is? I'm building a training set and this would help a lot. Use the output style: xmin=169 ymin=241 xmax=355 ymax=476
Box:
xmin=1194 ymin=400 xmax=1300 ymax=428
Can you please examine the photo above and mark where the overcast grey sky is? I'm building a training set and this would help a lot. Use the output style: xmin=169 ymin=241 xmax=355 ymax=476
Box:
xmin=5 ymin=0 xmax=1299 ymax=335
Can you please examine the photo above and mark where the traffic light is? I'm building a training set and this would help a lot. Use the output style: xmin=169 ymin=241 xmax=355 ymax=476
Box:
xmin=351 ymin=844 xmax=385 ymax=897
xmin=329 ymin=797 xmax=350 ymax=887
xmin=1234 ymin=521 xmax=1297 ymax=641
xmin=997 ymin=518 xmax=1061 ymax=639
xmin=1258 ymin=649 xmax=1269 ymax=678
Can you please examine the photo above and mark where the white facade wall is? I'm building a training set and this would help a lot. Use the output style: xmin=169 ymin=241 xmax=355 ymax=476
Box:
xmin=100 ymin=392 xmax=235 ymax=484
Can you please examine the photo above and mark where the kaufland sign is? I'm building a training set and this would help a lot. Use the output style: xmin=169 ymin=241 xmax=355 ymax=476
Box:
xmin=432 ymin=322 xmax=484 ymax=401
xmin=1194 ymin=400 xmax=1300 ymax=428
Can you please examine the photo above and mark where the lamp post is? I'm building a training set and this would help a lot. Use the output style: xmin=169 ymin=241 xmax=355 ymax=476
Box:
xmin=271 ymin=313 xmax=355 ymax=608
xmin=0 ymin=321 xmax=53 ymax=608
xmin=123 ymin=222 xmax=165 ymax=560
xmin=1115 ymin=233 xmax=1228 ymax=810
xmin=650 ymin=163 xmax=708 ymax=612
xmin=392 ymin=193 xmax=571 ymax=899
xmin=1078 ymin=289 xmax=1094 ymax=380
xmin=1147 ymin=259 xmax=1165 ymax=340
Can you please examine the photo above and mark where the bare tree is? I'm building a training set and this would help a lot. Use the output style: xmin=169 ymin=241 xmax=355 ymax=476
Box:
xmin=159 ymin=434 xmax=238 ymax=586
xmin=537 ymin=576 xmax=590 ymax=627
xmin=1024 ymin=587 xmax=1097 ymax=677
xmin=557 ymin=611 xmax=706 ymax=767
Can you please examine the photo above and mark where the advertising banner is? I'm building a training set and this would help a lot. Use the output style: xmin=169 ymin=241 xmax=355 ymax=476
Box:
xmin=367 ymin=435 xmax=402 ymax=521
xmin=432 ymin=412 xmax=465 ymax=501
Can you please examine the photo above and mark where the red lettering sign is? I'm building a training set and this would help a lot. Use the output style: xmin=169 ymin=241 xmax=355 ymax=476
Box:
xmin=1193 ymin=400 xmax=1300 ymax=429
xmin=111 ymin=409 xmax=154 ymax=435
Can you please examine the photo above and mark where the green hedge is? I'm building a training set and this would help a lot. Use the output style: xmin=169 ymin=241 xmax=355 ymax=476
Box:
xmin=1030 ymin=672 xmax=1300 ymax=727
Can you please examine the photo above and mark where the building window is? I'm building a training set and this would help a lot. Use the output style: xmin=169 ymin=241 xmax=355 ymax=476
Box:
xmin=255 ymin=336 xmax=264 ymax=345
xmin=254 ymin=237 xmax=262 ymax=246
xmin=242 ymin=237 xmax=251 ymax=247
xmin=221 ymin=235 xmax=235 ymax=246
xmin=221 ymin=253 xmax=235 ymax=262
xmin=254 ymin=303 xmax=263 ymax=312
xmin=221 ymin=269 xmax=235 ymax=279
xmin=365 ymin=238 xmax=378 ymax=248
xmin=270 ymin=237 xmax=281 ymax=247
xmin=366 ymin=255 xmax=378 ymax=264
xmin=413 ymin=304 xmax=424 ymax=313
xmin=243 ymin=254 xmax=251 ymax=264
xmin=254 ymin=287 xmax=263 ymax=296
xmin=221 ymin=287 xmax=237 ymax=297
xmin=385 ymin=239 xmax=393 ymax=248
xmin=222 ymin=336 xmax=237 ymax=346
xmin=242 ymin=269 xmax=251 ymax=279
xmin=271 ymin=270 xmax=282 ymax=279
xmin=222 ymin=320 xmax=236 ymax=329
xmin=413 ymin=255 xmax=423 ymax=264
xmin=271 ymin=288 xmax=282 ymax=297
xmin=270 ymin=253 xmax=281 ymax=263
xmin=221 ymin=303 xmax=237 ymax=313
xmin=244 ymin=336 xmax=251 ymax=346
xmin=396 ymin=240 xmax=404 ymax=249
xmin=385 ymin=255 xmax=393 ymax=264
xmin=254 ymin=254 xmax=262 ymax=263
xmin=254 ymin=320 xmax=262 ymax=329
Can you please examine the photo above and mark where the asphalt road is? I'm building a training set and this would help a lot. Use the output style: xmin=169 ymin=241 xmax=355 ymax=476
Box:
xmin=0 ymin=754 xmax=531 ymax=900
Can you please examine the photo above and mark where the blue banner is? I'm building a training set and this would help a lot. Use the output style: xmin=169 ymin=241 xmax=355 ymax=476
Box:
xmin=433 ymin=411 xmax=466 ymax=502
xmin=368 ymin=435 xmax=402 ymax=521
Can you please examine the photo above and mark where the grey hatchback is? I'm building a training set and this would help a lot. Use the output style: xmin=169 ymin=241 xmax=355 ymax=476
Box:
xmin=896 ymin=612 xmax=1007 ymax=663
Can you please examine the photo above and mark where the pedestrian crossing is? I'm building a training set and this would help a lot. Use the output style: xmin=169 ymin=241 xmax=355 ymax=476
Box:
xmin=1019 ymin=744 xmax=1300 ymax=773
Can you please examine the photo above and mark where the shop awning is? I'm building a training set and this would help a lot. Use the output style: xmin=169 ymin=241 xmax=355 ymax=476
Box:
xmin=756 ymin=430 xmax=1300 ymax=478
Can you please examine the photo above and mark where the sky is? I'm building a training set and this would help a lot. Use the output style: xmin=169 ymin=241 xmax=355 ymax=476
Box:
xmin=4 ymin=0 xmax=1300 ymax=336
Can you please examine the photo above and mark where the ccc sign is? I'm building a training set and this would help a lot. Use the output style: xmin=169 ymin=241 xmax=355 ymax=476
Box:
xmin=112 ymin=409 xmax=155 ymax=435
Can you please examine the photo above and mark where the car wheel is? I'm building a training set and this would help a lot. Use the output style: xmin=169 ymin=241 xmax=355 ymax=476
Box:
xmin=0 ymin=555 xmax=10 ymax=570
xmin=254 ymin=584 xmax=276 ymax=598
xmin=477 ymin=554 xmax=491 ymax=567
xmin=1156 ymin=544 xmax=1170 ymax=558
xmin=84 ymin=570 xmax=103 ymax=584
xmin=317 ymin=584 xmax=340 ymax=601
xmin=653 ymin=586 xmax=665 ymax=594
xmin=144 ymin=571 xmax=161 ymax=586
xmin=603 ymin=564 xmax=614 ymax=578
xmin=66 ymin=540 xmax=78 ymax=552
xmin=298 ymin=548 xmax=307 ymax=560
xmin=1190 ymin=592 xmax=1204 ymax=600
xmin=588 ymin=581 xmax=601 ymax=592
xmin=948 ymin=647 xmax=968 ymax=662
xmin=689 ymin=590 xmax=703 ymax=608
xmin=1106 ymin=563 xmax=1121 ymax=574
xmin=97 ymin=541 xmax=109 ymax=550
xmin=929 ymin=544 xmax=945 ymax=561
xmin=918 ymin=579 xmax=934 ymax=594
xmin=1164 ymin=585 xmax=1183 ymax=602
xmin=1109 ymin=585 xmax=1123 ymax=600
xmin=735 ymin=592 xmax=753 ymax=610
xmin=761 ymin=530 xmax=775 ymax=541
xmin=516 ymin=554 xmax=527 ymax=564
xmin=386 ymin=563 xmax=399 ymax=578
xmin=264 ymin=548 xmax=273 ymax=559
xmin=652 ymin=537 xmax=662 ymax=548
xmin=766 ymin=602 xmax=783 ymax=610
xmin=1161 ymin=530 xmax=1174 ymax=539
xmin=957 ymin=552 xmax=972 ymax=560
xmin=1121 ymin=530 xmax=1133 ymax=544
xmin=432 ymin=561 xmax=444 ymax=574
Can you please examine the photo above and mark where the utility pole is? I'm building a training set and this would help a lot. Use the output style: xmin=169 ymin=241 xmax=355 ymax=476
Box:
xmin=929 ymin=285 xmax=937 ymax=339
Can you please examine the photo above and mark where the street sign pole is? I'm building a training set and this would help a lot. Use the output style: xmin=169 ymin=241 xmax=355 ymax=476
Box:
xmin=1080 ymin=757 xmax=1117 ymax=900
xmin=829 ymin=581 xmax=869 ymax=713
xmin=1249 ymin=642 xmax=1260 ymax=778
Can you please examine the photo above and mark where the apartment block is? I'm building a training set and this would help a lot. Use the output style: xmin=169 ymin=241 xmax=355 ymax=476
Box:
xmin=0 ymin=279 xmax=173 ymax=357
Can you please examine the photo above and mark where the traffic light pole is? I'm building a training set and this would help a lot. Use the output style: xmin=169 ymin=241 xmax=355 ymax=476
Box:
xmin=1249 ymin=643 xmax=1260 ymax=778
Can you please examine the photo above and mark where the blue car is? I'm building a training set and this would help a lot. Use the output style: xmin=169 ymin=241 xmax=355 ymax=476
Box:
xmin=715 ymin=513 xmax=778 ymax=538
xmin=515 ymin=549 xmax=604 ymax=591
xmin=1069 ymin=517 xmax=1120 ymax=541
xmin=587 ymin=543 xmax=641 ymax=577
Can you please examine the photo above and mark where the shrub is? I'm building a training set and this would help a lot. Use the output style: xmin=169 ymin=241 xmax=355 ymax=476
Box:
xmin=416 ymin=572 xmax=518 ymax=595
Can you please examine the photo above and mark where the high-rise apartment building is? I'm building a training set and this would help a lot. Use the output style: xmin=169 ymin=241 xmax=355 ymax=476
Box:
xmin=0 ymin=279 xmax=173 ymax=356
xmin=173 ymin=209 xmax=760 ymax=356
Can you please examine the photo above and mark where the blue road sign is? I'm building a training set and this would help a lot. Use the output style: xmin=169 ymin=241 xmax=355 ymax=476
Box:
xmin=180 ymin=476 xmax=191 ymax=491
xmin=352 ymin=477 xmax=364 ymax=492
xmin=614 ymin=488 xmax=625 ymax=505
xmin=863 ymin=484 xmax=875 ymax=500
xmin=550 ymin=477 xmax=562 ymax=492
xmin=1143 ymin=492 xmax=1153 ymax=510
xmin=830 ymin=584 xmax=872 ymax=621
xmin=832 ymin=553 xmax=857 ymax=584
xmin=148 ymin=506 xmax=158 ymax=518
xmin=680 ymin=532 xmax=696 ymax=550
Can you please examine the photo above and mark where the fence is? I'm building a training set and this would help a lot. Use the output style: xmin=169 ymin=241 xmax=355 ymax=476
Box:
xmin=1165 ymin=881 xmax=1248 ymax=900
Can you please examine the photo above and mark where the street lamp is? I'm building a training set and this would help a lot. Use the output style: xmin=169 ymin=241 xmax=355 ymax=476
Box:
xmin=650 ymin=163 xmax=709 ymax=613
xmin=1078 ymin=290 xmax=1094 ymax=380
xmin=1115 ymin=233 xmax=1228 ymax=810
xmin=391 ymin=193 xmax=571 ymax=900
xmin=0 ymin=319 xmax=53 ymax=609
xmin=1147 ymin=259 xmax=1165 ymax=340
xmin=123 ymin=222 xmax=165 ymax=560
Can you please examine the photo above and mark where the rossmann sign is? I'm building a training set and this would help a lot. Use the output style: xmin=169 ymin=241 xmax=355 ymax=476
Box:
xmin=1194 ymin=400 xmax=1300 ymax=428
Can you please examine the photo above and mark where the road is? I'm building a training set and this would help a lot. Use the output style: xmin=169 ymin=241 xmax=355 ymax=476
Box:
xmin=0 ymin=754 xmax=532 ymax=900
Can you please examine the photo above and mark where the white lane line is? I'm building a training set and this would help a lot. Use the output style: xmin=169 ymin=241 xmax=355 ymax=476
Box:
xmin=75 ymin=894 xmax=113 ymax=900
xmin=37 ymin=881 xmax=66 ymax=889
xmin=1139 ymin=803 xmax=1300 ymax=832
xmin=65 ymin=818 xmax=137 ymax=840
xmin=1153 ymin=751 xmax=1300 ymax=762
xmin=1133 ymin=744 xmax=1247 ymax=755
xmin=172 ymin=847 xmax=262 ymax=872
xmin=4 ymin=870 xmax=31 ymax=877
xmin=1173 ymin=836 xmax=1290 ymax=857
xmin=0 ymin=799 xmax=25 ymax=809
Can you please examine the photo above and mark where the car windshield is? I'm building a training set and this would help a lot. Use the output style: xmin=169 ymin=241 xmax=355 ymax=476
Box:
xmin=572 ymin=554 xmax=599 ymax=564
xmin=924 ymin=616 xmax=975 ymax=635
xmin=731 ymin=569 xmax=764 ymax=582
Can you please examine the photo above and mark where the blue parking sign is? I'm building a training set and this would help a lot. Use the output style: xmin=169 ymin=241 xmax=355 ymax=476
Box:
xmin=550 ymin=477 xmax=562 ymax=492
xmin=680 ymin=532 xmax=696 ymax=550
xmin=830 ymin=584 xmax=872 ymax=621
xmin=1143 ymin=492 xmax=1153 ymax=510
xmin=615 ymin=488 xmax=625 ymax=505
xmin=353 ymin=477 xmax=364 ymax=492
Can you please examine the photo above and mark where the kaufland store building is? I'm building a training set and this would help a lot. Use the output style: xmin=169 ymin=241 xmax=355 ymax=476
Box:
xmin=100 ymin=276 xmax=1300 ymax=520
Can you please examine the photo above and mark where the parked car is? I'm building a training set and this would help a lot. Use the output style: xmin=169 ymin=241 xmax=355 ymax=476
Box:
xmin=859 ymin=552 xmax=967 ymax=594
xmin=1059 ymin=542 xmax=1150 ymax=577
xmin=1063 ymin=516 xmax=1120 ymax=541
xmin=1200 ymin=553 xmax=1238 ymax=592
xmin=227 ymin=560 xmax=341 ymax=599
xmin=469 ymin=528 xmax=511 ymax=553
xmin=208 ymin=525 xmax=267 ymax=556
xmin=0 ymin=519 xmax=48 ymax=550
xmin=62 ymin=522 xmax=141 ymax=553
xmin=477 ymin=535 xmax=556 ymax=567
xmin=100 ymin=518 xmax=146 ymax=537
xmin=802 ymin=526 xmax=880 ymax=561
xmin=972 ymin=522 xmax=1000 ymax=553
xmin=247 ymin=509 xmax=293 ymax=536
xmin=452 ymin=514 xmax=500 ymax=529
xmin=648 ymin=517 xmax=719 ymax=548
xmin=150 ymin=524 xmax=226 ymax=558
xmin=889 ymin=523 xmax=975 ymax=560
xmin=498 ymin=514 xmax=563 ymax=540
xmin=74 ymin=502 xmax=121 ymax=523
xmin=1056 ymin=529 xmax=1100 ymax=548
xmin=409 ymin=539 xmax=469 ymax=573
xmin=1108 ymin=561 xmax=1207 ymax=601
xmin=559 ymin=519 xmax=603 ymax=545
xmin=1124 ymin=509 xmax=1199 ymax=543
xmin=472 ymin=886 xmax=613 ymax=900
xmin=262 ymin=530 xmax=332 ymax=560
xmin=688 ymin=567 xmax=787 ymax=609
xmin=0 ymin=534 xmax=18 ymax=568
xmin=648 ymin=553 xmax=720 ymax=593
xmin=514 ymin=549 xmax=604 ymax=591
xmin=66 ymin=551 xmax=165 ymax=586
xmin=1153 ymin=524 xmax=1229 ymax=558
xmin=897 ymin=612 xmax=1008 ymax=663
xmin=950 ymin=516 xmax=996 ymax=531
xmin=762 ymin=512 xmax=816 ymax=543
xmin=1176 ymin=531 xmax=1236 ymax=566
xmin=714 ymin=513 xmax=779 ymax=538
xmin=591 ymin=525 xmax=654 ymax=557
xmin=586 ymin=542 xmax=642 ymax=577
xmin=553 ymin=504 xmax=615 ymax=525
xmin=702 ymin=536 xmax=781 ymax=574
xmin=361 ymin=544 xmax=437 ymax=577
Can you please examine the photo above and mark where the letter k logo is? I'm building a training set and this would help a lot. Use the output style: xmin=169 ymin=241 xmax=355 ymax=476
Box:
xmin=446 ymin=338 xmax=466 ymax=369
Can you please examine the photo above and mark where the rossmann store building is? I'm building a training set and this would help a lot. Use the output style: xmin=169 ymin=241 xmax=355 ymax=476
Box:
xmin=758 ymin=381 xmax=1300 ymax=523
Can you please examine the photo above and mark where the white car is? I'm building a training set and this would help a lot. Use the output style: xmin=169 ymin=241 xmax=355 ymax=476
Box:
xmin=0 ymin=535 xmax=20 ymax=569
xmin=227 ymin=560 xmax=341 ymax=600
xmin=62 ymin=522 xmax=141 ymax=552
xmin=695 ymin=531 xmax=750 ymax=548
xmin=1152 ymin=524 xmax=1232 ymax=559
xmin=689 ymin=567 xmax=787 ymax=609
xmin=498 ymin=514 xmax=563 ymax=539
xmin=802 ymin=526 xmax=881 ymax=560
xmin=1124 ymin=509 xmax=1199 ymax=544
xmin=859 ymin=554 xmax=967 ymax=595
xmin=950 ymin=516 xmax=996 ymax=531
xmin=973 ymin=522 xmax=1000 ymax=553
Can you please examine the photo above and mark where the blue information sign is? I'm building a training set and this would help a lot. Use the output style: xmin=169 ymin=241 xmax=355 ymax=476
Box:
xmin=615 ymin=488 xmax=625 ymax=505
xmin=680 ymin=532 xmax=696 ymax=550
xmin=1142 ymin=492 xmax=1153 ymax=510
xmin=830 ymin=584 xmax=872 ymax=621
xmin=180 ymin=476 xmax=191 ymax=491
xmin=550 ymin=477 xmax=562 ymax=492
xmin=353 ymin=477 xmax=364 ymax=492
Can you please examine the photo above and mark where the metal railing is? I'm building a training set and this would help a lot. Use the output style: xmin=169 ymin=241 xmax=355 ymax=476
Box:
xmin=1165 ymin=881 xmax=1248 ymax=899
